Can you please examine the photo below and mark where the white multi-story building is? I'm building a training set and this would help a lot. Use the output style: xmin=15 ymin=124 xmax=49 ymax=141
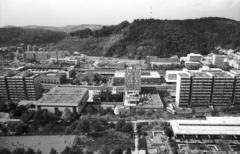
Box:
xmin=175 ymin=67 xmax=240 ymax=107
xmin=212 ymin=54 xmax=225 ymax=68
xmin=180 ymin=53 xmax=203 ymax=62
xmin=165 ymin=70 xmax=183 ymax=83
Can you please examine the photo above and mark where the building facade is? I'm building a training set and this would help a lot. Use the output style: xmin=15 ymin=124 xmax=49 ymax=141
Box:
xmin=113 ymin=70 xmax=161 ymax=85
xmin=212 ymin=54 xmax=225 ymax=68
xmin=124 ymin=65 xmax=141 ymax=106
xmin=165 ymin=70 xmax=183 ymax=83
xmin=35 ymin=86 xmax=89 ymax=114
xmin=176 ymin=68 xmax=240 ymax=107
xmin=40 ymin=73 xmax=66 ymax=84
xmin=0 ymin=70 xmax=42 ymax=101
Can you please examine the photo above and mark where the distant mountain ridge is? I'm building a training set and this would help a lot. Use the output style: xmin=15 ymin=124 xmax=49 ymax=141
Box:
xmin=2 ymin=24 xmax=103 ymax=32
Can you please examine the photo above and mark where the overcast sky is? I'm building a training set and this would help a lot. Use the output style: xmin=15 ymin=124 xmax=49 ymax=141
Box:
xmin=0 ymin=0 xmax=240 ymax=27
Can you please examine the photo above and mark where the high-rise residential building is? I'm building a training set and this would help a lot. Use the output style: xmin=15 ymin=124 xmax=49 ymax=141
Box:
xmin=0 ymin=70 xmax=42 ymax=101
xmin=124 ymin=65 xmax=141 ymax=106
xmin=212 ymin=54 xmax=225 ymax=68
xmin=125 ymin=65 xmax=141 ymax=91
xmin=176 ymin=68 xmax=240 ymax=107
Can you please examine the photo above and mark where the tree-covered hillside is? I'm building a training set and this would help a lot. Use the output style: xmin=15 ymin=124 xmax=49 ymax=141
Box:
xmin=0 ymin=27 xmax=66 ymax=45
xmin=105 ymin=17 xmax=240 ymax=58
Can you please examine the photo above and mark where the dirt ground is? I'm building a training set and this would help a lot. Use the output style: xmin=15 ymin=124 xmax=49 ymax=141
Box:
xmin=0 ymin=135 xmax=76 ymax=154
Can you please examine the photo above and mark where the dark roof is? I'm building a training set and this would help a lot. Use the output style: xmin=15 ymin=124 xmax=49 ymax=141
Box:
xmin=150 ymin=58 xmax=180 ymax=63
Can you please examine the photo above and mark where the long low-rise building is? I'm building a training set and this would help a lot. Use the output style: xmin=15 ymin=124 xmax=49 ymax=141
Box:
xmin=35 ymin=86 xmax=89 ymax=114
xmin=113 ymin=70 xmax=161 ymax=86
xmin=170 ymin=117 xmax=240 ymax=139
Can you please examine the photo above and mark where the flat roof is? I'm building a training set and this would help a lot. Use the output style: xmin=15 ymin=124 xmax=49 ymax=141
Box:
xmin=114 ymin=70 xmax=160 ymax=78
xmin=170 ymin=117 xmax=240 ymax=135
xmin=189 ymin=72 xmax=211 ymax=78
xmin=208 ymin=72 xmax=232 ymax=78
xmin=36 ymin=86 xmax=88 ymax=106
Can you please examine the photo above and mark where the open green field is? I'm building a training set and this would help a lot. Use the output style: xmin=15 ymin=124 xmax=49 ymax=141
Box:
xmin=0 ymin=135 xmax=76 ymax=154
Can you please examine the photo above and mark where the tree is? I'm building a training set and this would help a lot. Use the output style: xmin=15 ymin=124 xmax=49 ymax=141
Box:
xmin=77 ymin=119 xmax=90 ymax=134
xmin=24 ymin=148 xmax=35 ymax=154
xmin=64 ymin=126 xmax=72 ymax=135
xmin=15 ymin=122 xmax=28 ymax=135
xmin=62 ymin=108 xmax=72 ymax=122
xmin=137 ymin=108 xmax=145 ymax=116
xmin=115 ymin=119 xmax=126 ymax=131
xmin=1 ymin=126 xmax=8 ymax=135
xmin=92 ymin=94 xmax=100 ymax=102
xmin=85 ymin=150 xmax=94 ymax=154
xmin=110 ymin=122 xmax=115 ymax=129
xmin=0 ymin=148 xmax=11 ymax=154
xmin=164 ymin=127 xmax=174 ymax=138
xmin=192 ymin=107 xmax=196 ymax=115
xmin=36 ymin=150 xmax=42 ymax=154
xmin=12 ymin=147 xmax=25 ymax=154
xmin=122 ymin=123 xmax=133 ymax=133
xmin=21 ymin=110 xmax=36 ymax=124
xmin=99 ymin=145 xmax=110 ymax=154
xmin=91 ymin=120 xmax=103 ymax=132
xmin=111 ymin=147 xmax=123 ymax=154
xmin=211 ymin=108 xmax=219 ymax=116
xmin=0 ymin=103 xmax=8 ymax=110
xmin=49 ymin=148 xmax=58 ymax=154
xmin=126 ymin=148 xmax=132 ymax=154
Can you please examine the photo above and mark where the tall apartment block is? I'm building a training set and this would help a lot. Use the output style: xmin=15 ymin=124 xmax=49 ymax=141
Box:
xmin=212 ymin=54 xmax=225 ymax=68
xmin=124 ymin=65 xmax=141 ymax=106
xmin=176 ymin=68 xmax=240 ymax=107
xmin=0 ymin=70 xmax=42 ymax=101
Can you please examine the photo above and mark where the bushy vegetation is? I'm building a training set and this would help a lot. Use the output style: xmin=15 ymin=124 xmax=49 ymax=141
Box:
xmin=93 ymin=89 xmax=123 ymax=102
xmin=72 ymin=72 xmax=109 ymax=85
xmin=105 ymin=17 xmax=240 ymax=58
xmin=0 ymin=27 xmax=65 ymax=45
xmin=70 ymin=21 xmax=130 ymax=38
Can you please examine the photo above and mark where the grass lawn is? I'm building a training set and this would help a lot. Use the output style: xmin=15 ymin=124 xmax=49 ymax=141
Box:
xmin=75 ymin=129 xmax=134 ymax=151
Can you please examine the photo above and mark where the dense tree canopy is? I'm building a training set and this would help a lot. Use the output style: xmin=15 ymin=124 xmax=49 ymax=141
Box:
xmin=105 ymin=17 xmax=240 ymax=58
xmin=70 ymin=21 xmax=130 ymax=38
xmin=0 ymin=27 xmax=65 ymax=45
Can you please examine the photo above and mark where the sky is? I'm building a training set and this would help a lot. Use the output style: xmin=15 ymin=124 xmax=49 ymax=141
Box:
xmin=0 ymin=0 xmax=240 ymax=27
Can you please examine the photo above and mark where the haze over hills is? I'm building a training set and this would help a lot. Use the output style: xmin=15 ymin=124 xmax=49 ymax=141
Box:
xmin=2 ymin=24 xmax=103 ymax=32
xmin=1 ymin=17 xmax=240 ymax=59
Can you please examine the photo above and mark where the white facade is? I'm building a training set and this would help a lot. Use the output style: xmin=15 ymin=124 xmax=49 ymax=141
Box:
xmin=212 ymin=54 xmax=225 ymax=68
xmin=165 ymin=70 xmax=183 ymax=83
xmin=187 ymin=53 xmax=203 ymax=62
xmin=185 ymin=61 xmax=200 ymax=67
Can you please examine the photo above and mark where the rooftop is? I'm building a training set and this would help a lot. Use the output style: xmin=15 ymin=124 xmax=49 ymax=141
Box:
xmin=0 ymin=70 xmax=38 ymax=78
xmin=36 ymin=86 xmax=88 ymax=106
xmin=188 ymin=72 xmax=210 ymax=78
xmin=150 ymin=58 xmax=180 ymax=63
xmin=170 ymin=117 xmax=240 ymax=135
xmin=114 ymin=70 xmax=160 ymax=78
xmin=208 ymin=72 xmax=232 ymax=78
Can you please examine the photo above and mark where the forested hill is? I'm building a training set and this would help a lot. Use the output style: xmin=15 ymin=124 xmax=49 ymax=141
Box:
xmin=0 ymin=27 xmax=66 ymax=45
xmin=105 ymin=17 xmax=240 ymax=58
xmin=1 ymin=17 xmax=240 ymax=58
